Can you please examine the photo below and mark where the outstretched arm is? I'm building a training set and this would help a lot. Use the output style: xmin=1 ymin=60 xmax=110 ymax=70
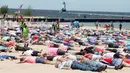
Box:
xmin=62 ymin=68 xmax=72 ymax=70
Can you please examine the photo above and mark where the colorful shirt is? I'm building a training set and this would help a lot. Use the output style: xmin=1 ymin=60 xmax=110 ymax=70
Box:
xmin=58 ymin=60 xmax=73 ymax=69
xmin=24 ymin=57 xmax=36 ymax=63
xmin=48 ymin=48 xmax=58 ymax=55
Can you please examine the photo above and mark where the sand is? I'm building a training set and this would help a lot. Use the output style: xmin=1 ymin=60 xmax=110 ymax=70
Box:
xmin=0 ymin=45 xmax=130 ymax=73
xmin=0 ymin=22 xmax=130 ymax=73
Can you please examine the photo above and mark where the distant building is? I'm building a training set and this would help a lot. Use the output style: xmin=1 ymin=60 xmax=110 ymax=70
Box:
xmin=62 ymin=2 xmax=67 ymax=12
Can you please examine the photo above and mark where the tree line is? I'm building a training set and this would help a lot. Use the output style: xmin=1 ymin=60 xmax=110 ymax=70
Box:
xmin=0 ymin=5 xmax=32 ymax=16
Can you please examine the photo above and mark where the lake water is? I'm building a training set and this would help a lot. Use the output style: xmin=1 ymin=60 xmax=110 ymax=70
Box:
xmin=42 ymin=22 xmax=130 ymax=29
xmin=0 ymin=21 xmax=129 ymax=30
xmin=81 ymin=22 xmax=130 ymax=29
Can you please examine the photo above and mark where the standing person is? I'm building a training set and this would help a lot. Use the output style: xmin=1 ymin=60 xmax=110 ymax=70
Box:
xmin=56 ymin=21 xmax=60 ymax=32
xmin=71 ymin=21 xmax=74 ymax=27
xmin=22 ymin=23 xmax=29 ymax=47
xmin=99 ymin=24 xmax=101 ymax=28
xmin=111 ymin=22 xmax=114 ymax=30
xmin=0 ymin=20 xmax=1 ymax=27
xmin=119 ymin=23 xmax=122 ymax=31
xmin=51 ymin=22 xmax=55 ymax=35
xmin=73 ymin=21 xmax=80 ymax=28
xmin=53 ymin=21 xmax=60 ymax=34
xmin=20 ymin=22 xmax=25 ymax=33
xmin=95 ymin=21 xmax=99 ymax=29
xmin=106 ymin=24 xmax=110 ymax=31
xmin=52 ymin=22 xmax=54 ymax=29
xmin=76 ymin=21 xmax=80 ymax=28
xmin=52 ymin=21 xmax=57 ymax=35
xmin=19 ymin=16 xmax=24 ymax=32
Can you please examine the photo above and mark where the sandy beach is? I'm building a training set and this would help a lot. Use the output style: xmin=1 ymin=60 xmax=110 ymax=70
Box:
xmin=0 ymin=22 xmax=130 ymax=73
xmin=0 ymin=45 xmax=130 ymax=73
xmin=1 ymin=0 xmax=130 ymax=72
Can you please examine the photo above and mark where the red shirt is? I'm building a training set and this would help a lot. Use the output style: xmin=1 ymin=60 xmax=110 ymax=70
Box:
xmin=64 ymin=40 xmax=70 ymax=43
xmin=84 ymin=53 xmax=93 ymax=59
xmin=33 ymin=35 xmax=39 ymax=40
xmin=103 ymin=58 xmax=113 ymax=63
xmin=95 ymin=48 xmax=104 ymax=53
xmin=24 ymin=57 xmax=36 ymax=63
xmin=123 ymin=58 xmax=130 ymax=64
xmin=49 ymin=44 xmax=54 ymax=47
xmin=6 ymin=41 xmax=14 ymax=47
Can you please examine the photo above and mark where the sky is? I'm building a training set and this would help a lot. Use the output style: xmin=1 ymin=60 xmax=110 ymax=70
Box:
xmin=0 ymin=0 xmax=130 ymax=12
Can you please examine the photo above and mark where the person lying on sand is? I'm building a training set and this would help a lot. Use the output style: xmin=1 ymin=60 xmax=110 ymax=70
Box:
xmin=29 ymin=34 xmax=45 ymax=45
xmin=22 ymin=49 xmax=41 ymax=56
xmin=19 ymin=56 xmax=53 ymax=65
xmin=55 ymin=57 xmax=106 ymax=72
xmin=0 ymin=55 xmax=18 ymax=61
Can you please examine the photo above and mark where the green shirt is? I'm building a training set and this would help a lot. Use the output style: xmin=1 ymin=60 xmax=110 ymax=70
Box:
xmin=20 ymin=23 xmax=25 ymax=28
xmin=23 ymin=28 xmax=29 ymax=37
xmin=56 ymin=24 xmax=60 ymax=30
xmin=2 ymin=36 xmax=10 ymax=41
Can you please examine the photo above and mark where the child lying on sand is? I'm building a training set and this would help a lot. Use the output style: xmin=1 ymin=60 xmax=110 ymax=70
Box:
xmin=19 ymin=56 xmax=53 ymax=65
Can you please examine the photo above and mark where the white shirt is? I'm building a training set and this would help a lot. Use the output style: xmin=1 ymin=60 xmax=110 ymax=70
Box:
xmin=58 ymin=60 xmax=73 ymax=69
xmin=103 ymin=53 xmax=115 ymax=58
xmin=53 ymin=56 xmax=62 ymax=61
xmin=92 ymin=55 xmax=102 ymax=61
xmin=119 ymin=52 xmax=128 ymax=56
xmin=23 ymin=50 xmax=33 ymax=56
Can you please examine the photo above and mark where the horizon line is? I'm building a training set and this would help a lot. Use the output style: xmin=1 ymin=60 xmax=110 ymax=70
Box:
xmin=8 ymin=8 xmax=130 ymax=13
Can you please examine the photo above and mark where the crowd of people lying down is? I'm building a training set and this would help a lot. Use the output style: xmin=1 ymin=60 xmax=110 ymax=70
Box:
xmin=1 ymin=24 xmax=130 ymax=72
